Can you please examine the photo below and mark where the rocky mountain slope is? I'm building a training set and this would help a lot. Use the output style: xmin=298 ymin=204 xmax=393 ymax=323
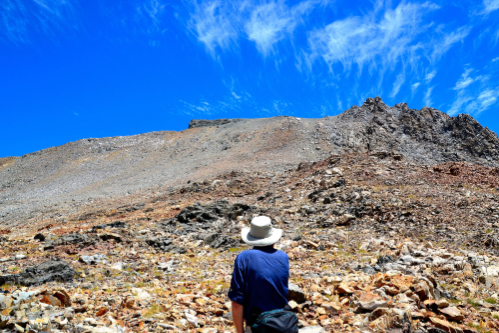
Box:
xmin=1 ymin=152 xmax=499 ymax=333
xmin=1 ymin=97 xmax=498 ymax=226
xmin=1 ymin=97 xmax=499 ymax=332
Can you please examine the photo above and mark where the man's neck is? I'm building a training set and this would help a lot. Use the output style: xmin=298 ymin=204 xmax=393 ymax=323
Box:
xmin=253 ymin=245 xmax=275 ymax=250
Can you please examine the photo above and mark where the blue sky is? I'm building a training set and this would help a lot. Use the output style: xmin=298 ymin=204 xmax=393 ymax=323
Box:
xmin=1 ymin=0 xmax=499 ymax=157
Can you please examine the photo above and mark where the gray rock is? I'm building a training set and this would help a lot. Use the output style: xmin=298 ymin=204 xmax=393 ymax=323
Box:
xmin=146 ymin=237 xmax=173 ymax=252
xmin=44 ymin=233 xmax=95 ymax=250
xmin=400 ymin=255 xmax=415 ymax=264
xmin=200 ymin=233 xmax=240 ymax=250
xmin=376 ymin=255 xmax=397 ymax=266
xmin=288 ymin=283 xmax=306 ymax=303
xmin=173 ymin=200 xmax=252 ymax=224
xmin=79 ymin=254 xmax=107 ymax=265
xmin=0 ymin=259 xmax=76 ymax=286
xmin=91 ymin=221 xmax=126 ymax=232
xmin=188 ymin=119 xmax=244 ymax=129
xmin=0 ymin=295 xmax=13 ymax=310
xmin=360 ymin=266 xmax=377 ymax=275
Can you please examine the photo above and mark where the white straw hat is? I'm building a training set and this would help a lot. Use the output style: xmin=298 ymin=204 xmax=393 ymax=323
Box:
xmin=241 ymin=216 xmax=282 ymax=246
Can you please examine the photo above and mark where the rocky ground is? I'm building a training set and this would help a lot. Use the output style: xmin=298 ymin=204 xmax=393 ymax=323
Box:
xmin=0 ymin=152 xmax=498 ymax=332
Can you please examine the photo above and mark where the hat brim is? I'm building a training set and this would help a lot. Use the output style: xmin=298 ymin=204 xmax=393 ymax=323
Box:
xmin=241 ymin=228 xmax=282 ymax=246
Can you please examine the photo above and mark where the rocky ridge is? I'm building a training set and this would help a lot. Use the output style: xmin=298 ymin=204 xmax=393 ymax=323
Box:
xmin=1 ymin=97 xmax=499 ymax=228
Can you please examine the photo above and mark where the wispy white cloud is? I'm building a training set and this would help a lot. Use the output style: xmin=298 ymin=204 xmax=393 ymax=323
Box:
xmin=136 ymin=0 xmax=167 ymax=33
xmin=424 ymin=86 xmax=433 ymax=106
xmin=0 ymin=0 xmax=77 ymax=44
xmin=178 ymin=85 xmax=255 ymax=116
xmin=453 ymin=69 xmax=479 ymax=90
xmin=477 ymin=89 xmax=498 ymax=110
xmin=390 ymin=73 xmax=405 ymax=98
xmin=0 ymin=0 xmax=29 ymax=43
xmin=431 ymin=26 xmax=471 ymax=62
xmin=185 ymin=0 xmax=320 ymax=57
xmin=244 ymin=1 xmax=314 ymax=57
xmin=448 ymin=68 xmax=498 ymax=116
xmin=425 ymin=70 xmax=436 ymax=83
xmin=411 ymin=82 xmax=421 ymax=95
xmin=483 ymin=0 xmax=499 ymax=14
xmin=304 ymin=2 xmax=438 ymax=74
xmin=186 ymin=1 xmax=241 ymax=56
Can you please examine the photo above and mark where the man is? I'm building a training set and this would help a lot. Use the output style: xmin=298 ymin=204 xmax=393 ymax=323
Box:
xmin=229 ymin=216 xmax=293 ymax=333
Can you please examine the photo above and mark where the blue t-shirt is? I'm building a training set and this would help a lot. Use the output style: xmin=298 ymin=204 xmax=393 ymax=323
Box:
xmin=228 ymin=246 xmax=289 ymax=323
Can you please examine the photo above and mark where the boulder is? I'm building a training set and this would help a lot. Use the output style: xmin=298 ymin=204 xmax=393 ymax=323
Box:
xmin=369 ymin=308 xmax=412 ymax=333
xmin=288 ymin=283 xmax=306 ymax=303
xmin=429 ymin=317 xmax=463 ymax=333
xmin=0 ymin=259 xmax=76 ymax=286
xmin=438 ymin=306 xmax=464 ymax=321
xmin=357 ymin=292 xmax=388 ymax=311
xmin=0 ymin=295 xmax=13 ymax=310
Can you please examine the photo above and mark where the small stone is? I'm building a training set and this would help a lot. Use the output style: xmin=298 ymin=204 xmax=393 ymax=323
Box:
xmin=184 ymin=311 xmax=198 ymax=327
xmin=298 ymin=326 xmax=326 ymax=333
xmin=110 ymin=262 xmax=123 ymax=271
xmin=438 ymin=306 xmax=464 ymax=321
xmin=305 ymin=241 xmax=319 ymax=249
xmin=337 ymin=282 xmax=353 ymax=294
xmin=430 ymin=317 xmax=460 ymax=331
xmin=34 ymin=234 xmax=46 ymax=242
xmin=436 ymin=299 xmax=450 ymax=308
xmin=337 ymin=214 xmax=355 ymax=226
xmin=358 ymin=292 xmax=388 ymax=311
xmin=79 ymin=254 xmax=107 ymax=265
xmin=99 ymin=234 xmax=122 ymax=243
xmin=132 ymin=288 xmax=152 ymax=301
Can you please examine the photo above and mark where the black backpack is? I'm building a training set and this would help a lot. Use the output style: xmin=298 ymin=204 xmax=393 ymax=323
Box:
xmin=250 ymin=307 xmax=299 ymax=333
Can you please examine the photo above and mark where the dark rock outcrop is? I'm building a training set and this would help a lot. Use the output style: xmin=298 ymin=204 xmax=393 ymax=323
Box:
xmin=0 ymin=259 xmax=76 ymax=286
xmin=146 ymin=237 xmax=176 ymax=252
xmin=44 ymin=233 xmax=96 ymax=250
xmin=188 ymin=119 xmax=244 ymax=129
xmin=172 ymin=200 xmax=252 ymax=224
xmin=200 ymin=233 xmax=240 ymax=250
xmin=91 ymin=221 xmax=126 ymax=232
